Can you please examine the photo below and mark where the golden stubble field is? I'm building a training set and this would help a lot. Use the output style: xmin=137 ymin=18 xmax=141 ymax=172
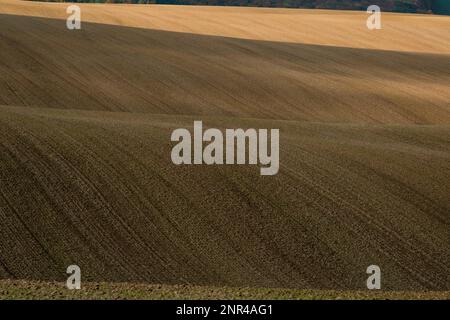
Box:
xmin=0 ymin=0 xmax=449 ymax=298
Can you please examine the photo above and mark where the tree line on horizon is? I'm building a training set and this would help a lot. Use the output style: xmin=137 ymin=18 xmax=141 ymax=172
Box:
xmin=38 ymin=0 xmax=448 ymax=14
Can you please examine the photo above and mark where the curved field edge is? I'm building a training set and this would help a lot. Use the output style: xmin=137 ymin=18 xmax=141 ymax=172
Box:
xmin=1 ymin=280 xmax=449 ymax=300
xmin=3 ymin=0 xmax=450 ymax=54
xmin=1 ymin=2 xmax=450 ymax=124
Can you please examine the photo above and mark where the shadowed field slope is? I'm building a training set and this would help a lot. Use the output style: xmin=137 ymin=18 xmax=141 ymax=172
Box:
xmin=1 ymin=2 xmax=450 ymax=124
xmin=0 ymin=1 xmax=450 ymax=292
xmin=1 ymin=106 xmax=450 ymax=290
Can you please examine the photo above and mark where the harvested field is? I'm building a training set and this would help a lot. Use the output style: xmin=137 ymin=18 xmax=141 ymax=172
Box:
xmin=0 ymin=0 xmax=449 ymax=297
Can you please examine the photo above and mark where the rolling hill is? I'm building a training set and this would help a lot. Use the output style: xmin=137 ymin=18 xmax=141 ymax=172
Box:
xmin=0 ymin=0 xmax=449 ymax=296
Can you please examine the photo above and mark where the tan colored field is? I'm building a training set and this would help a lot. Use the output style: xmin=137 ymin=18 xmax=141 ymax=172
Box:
xmin=0 ymin=0 xmax=449 ymax=298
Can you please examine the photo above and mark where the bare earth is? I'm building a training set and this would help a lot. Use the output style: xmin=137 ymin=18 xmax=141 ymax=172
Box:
xmin=0 ymin=0 xmax=449 ymax=298
xmin=1 ymin=279 xmax=450 ymax=300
